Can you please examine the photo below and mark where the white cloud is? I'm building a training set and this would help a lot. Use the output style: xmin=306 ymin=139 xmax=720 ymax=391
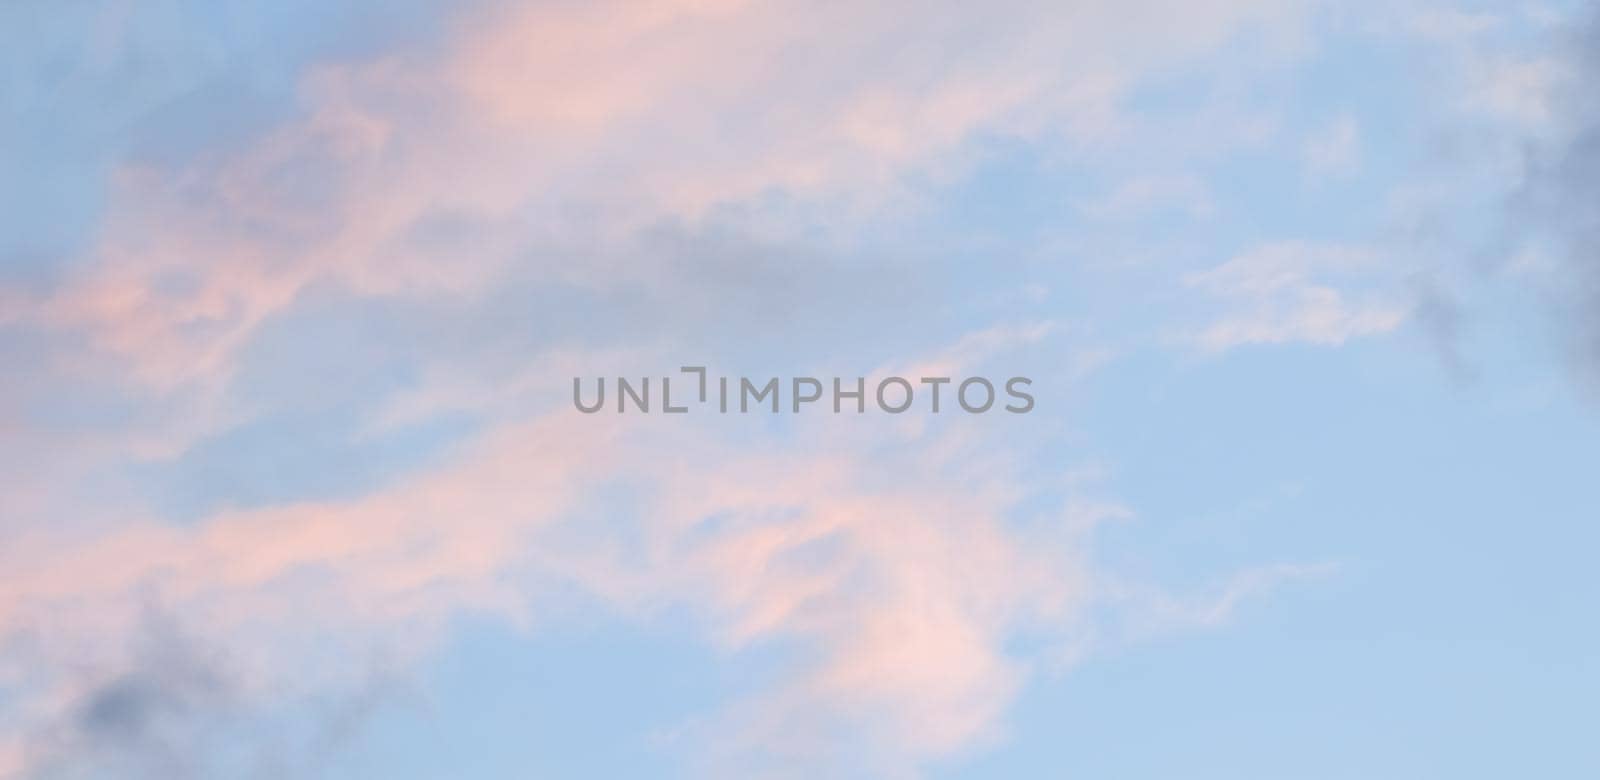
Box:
xmin=1303 ymin=115 xmax=1362 ymax=181
xmin=1080 ymin=174 xmax=1218 ymax=221
xmin=1467 ymin=56 xmax=1570 ymax=129
xmin=1184 ymin=241 xmax=1407 ymax=351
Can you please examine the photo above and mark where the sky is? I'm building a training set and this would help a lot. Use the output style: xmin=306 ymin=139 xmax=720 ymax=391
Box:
xmin=2 ymin=1 xmax=1599 ymax=778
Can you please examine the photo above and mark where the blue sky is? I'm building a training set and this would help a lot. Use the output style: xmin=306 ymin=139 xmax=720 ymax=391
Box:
xmin=3 ymin=1 xmax=1599 ymax=777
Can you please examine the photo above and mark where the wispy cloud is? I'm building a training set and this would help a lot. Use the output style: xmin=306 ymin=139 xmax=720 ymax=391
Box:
xmin=1183 ymin=241 xmax=1406 ymax=351
xmin=1 ymin=0 xmax=1439 ymax=775
xmin=1303 ymin=115 xmax=1362 ymax=182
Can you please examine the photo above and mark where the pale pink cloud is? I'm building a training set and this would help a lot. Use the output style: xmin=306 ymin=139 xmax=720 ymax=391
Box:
xmin=1 ymin=410 xmax=1106 ymax=772
xmin=13 ymin=0 xmax=1312 ymax=409
xmin=0 ymin=1 xmax=1335 ymax=772
xmin=0 ymin=322 xmax=1138 ymax=773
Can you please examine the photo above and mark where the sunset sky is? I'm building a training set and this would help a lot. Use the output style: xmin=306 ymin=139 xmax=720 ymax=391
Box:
xmin=3 ymin=1 xmax=1599 ymax=777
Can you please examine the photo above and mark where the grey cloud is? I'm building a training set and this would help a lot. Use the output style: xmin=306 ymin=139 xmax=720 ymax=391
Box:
xmin=17 ymin=611 xmax=405 ymax=780
xmin=1408 ymin=274 xmax=1476 ymax=384
xmin=24 ymin=613 xmax=237 ymax=780
xmin=1511 ymin=9 xmax=1600 ymax=392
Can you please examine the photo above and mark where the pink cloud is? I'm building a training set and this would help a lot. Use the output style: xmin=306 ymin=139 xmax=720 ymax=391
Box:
xmin=1 ymin=401 xmax=1115 ymax=772
xmin=0 ymin=1 xmax=1332 ymax=772
xmin=15 ymin=0 xmax=1308 ymax=403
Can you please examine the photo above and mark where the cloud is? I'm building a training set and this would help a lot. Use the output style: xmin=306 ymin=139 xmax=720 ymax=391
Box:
xmin=1079 ymin=174 xmax=1217 ymax=221
xmin=1183 ymin=241 xmax=1406 ymax=351
xmin=1465 ymin=54 xmax=1571 ymax=129
xmin=1407 ymin=7 xmax=1499 ymax=41
xmin=1302 ymin=115 xmax=1361 ymax=181
xmin=7 ymin=605 xmax=413 ymax=780
xmin=15 ymin=610 xmax=237 ymax=779
xmin=1408 ymin=273 xmax=1477 ymax=382
xmin=6 ymin=0 xmax=1314 ymax=401
xmin=1504 ymin=7 xmax=1600 ymax=393
xmin=0 ymin=319 xmax=1319 ymax=775
xmin=0 ymin=1 xmax=1350 ymax=775
xmin=1092 ymin=561 xmax=1338 ymax=648
xmin=0 ymin=404 xmax=1099 ymax=775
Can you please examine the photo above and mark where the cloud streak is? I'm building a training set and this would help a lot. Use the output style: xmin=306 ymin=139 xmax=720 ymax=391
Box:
xmin=0 ymin=1 xmax=1376 ymax=775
